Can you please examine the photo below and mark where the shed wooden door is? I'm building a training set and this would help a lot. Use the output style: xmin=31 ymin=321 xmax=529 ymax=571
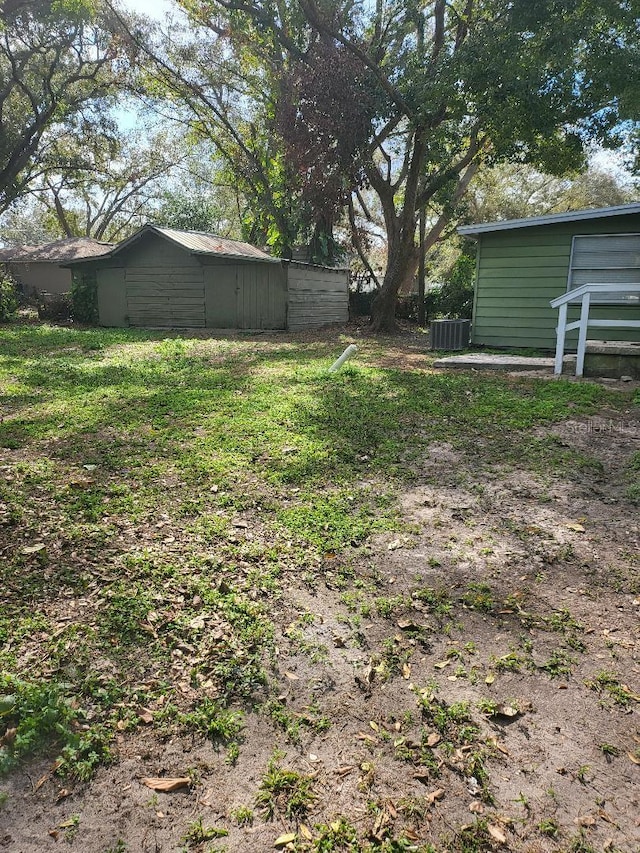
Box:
xmin=126 ymin=267 xmax=205 ymax=327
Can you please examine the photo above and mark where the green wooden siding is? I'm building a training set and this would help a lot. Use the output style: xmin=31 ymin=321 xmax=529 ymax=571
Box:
xmin=126 ymin=267 xmax=205 ymax=328
xmin=202 ymin=260 xmax=286 ymax=329
xmin=472 ymin=214 xmax=640 ymax=349
xmin=97 ymin=268 xmax=126 ymax=327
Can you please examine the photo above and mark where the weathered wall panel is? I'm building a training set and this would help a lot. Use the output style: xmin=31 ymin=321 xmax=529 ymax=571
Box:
xmin=8 ymin=262 xmax=72 ymax=296
xmin=472 ymin=214 xmax=640 ymax=349
xmin=126 ymin=267 xmax=205 ymax=327
xmin=286 ymin=264 xmax=348 ymax=330
xmin=202 ymin=261 xmax=286 ymax=329
xmin=97 ymin=268 xmax=127 ymax=327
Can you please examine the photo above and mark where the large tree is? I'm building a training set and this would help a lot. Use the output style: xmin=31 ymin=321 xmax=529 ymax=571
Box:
xmin=0 ymin=0 xmax=136 ymax=213
xmin=199 ymin=0 xmax=640 ymax=330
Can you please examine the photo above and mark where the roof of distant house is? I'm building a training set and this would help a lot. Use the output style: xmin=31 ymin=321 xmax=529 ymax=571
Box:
xmin=65 ymin=225 xmax=280 ymax=265
xmin=458 ymin=202 xmax=640 ymax=236
xmin=0 ymin=237 xmax=114 ymax=263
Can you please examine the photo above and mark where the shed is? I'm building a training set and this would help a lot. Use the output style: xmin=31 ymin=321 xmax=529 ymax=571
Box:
xmin=66 ymin=225 xmax=349 ymax=330
xmin=0 ymin=237 xmax=113 ymax=296
xmin=459 ymin=203 xmax=640 ymax=350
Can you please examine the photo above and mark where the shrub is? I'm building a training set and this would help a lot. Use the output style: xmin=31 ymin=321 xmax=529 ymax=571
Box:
xmin=71 ymin=270 xmax=98 ymax=324
xmin=0 ymin=269 xmax=19 ymax=321
xmin=37 ymin=292 xmax=72 ymax=321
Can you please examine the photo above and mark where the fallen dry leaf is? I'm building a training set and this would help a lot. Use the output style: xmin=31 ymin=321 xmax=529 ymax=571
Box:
xmin=425 ymin=788 xmax=445 ymax=806
xmin=494 ymin=703 xmax=519 ymax=718
xmin=566 ymin=522 xmax=586 ymax=532
xmin=141 ymin=777 xmax=190 ymax=792
xmin=274 ymin=832 xmax=297 ymax=847
xmin=21 ymin=543 xmax=47 ymax=555
xmin=357 ymin=731 xmax=377 ymax=743
xmin=397 ymin=618 xmax=421 ymax=631
xmin=137 ymin=707 xmax=154 ymax=724
xmin=284 ymin=671 xmax=299 ymax=681
xmin=627 ymin=752 xmax=640 ymax=765
xmin=575 ymin=815 xmax=597 ymax=827
xmin=469 ymin=800 xmax=484 ymax=814
xmin=487 ymin=823 xmax=507 ymax=844
xmin=425 ymin=732 xmax=441 ymax=748
xmin=299 ymin=824 xmax=313 ymax=840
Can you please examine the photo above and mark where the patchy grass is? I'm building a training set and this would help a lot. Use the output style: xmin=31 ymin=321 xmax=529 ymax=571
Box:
xmin=0 ymin=324 xmax=638 ymax=851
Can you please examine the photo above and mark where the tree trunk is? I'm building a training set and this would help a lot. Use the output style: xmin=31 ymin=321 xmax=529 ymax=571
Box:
xmin=369 ymin=241 xmax=420 ymax=332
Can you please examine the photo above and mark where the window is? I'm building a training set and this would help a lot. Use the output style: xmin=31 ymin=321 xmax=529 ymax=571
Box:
xmin=568 ymin=234 xmax=640 ymax=304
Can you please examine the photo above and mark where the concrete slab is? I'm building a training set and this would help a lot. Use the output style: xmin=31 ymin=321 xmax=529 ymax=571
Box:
xmin=584 ymin=339 xmax=640 ymax=356
xmin=433 ymin=353 xmax=554 ymax=371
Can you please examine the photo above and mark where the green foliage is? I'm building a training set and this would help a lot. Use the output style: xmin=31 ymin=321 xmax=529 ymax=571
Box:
xmin=71 ymin=270 xmax=98 ymax=324
xmin=0 ymin=674 xmax=112 ymax=778
xmin=425 ymin=250 xmax=476 ymax=321
xmin=183 ymin=817 xmax=228 ymax=845
xmin=0 ymin=0 xmax=132 ymax=213
xmin=255 ymin=755 xmax=316 ymax=819
xmin=0 ymin=270 xmax=18 ymax=321
xmin=627 ymin=451 xmax=640 ymax=503
xmin=585 ymin=670 xmax=635 ymax=707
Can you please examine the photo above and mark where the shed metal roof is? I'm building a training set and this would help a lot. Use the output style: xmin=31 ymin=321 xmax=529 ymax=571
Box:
xmin=154 ymin=227 xmax=276 ymax=261
xmin=0 ymin=237 xmax=113 ymax=262
xmin=458 ymin=202 xmax=640 ymax=237
xmin=65 ymin=225 xmax=280 ymax=264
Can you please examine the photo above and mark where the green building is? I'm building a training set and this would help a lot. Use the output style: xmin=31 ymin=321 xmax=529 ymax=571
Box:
xmin=67 ymin=225 xmax=348 ymax=331
xmin=459 ymin=203 xmax=640 ymax=350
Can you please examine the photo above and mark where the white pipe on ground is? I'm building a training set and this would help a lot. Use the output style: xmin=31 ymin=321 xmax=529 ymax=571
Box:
xmin=328 ymin=344 xmax=358 ymax=373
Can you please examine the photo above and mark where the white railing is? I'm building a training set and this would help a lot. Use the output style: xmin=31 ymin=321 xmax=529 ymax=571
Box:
xmin=550 ymin=283 xmax=640 ymax=376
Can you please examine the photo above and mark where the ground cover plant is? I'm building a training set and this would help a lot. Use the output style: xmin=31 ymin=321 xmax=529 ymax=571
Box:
xmin=0 ymin=323 xmax=639 ymax=852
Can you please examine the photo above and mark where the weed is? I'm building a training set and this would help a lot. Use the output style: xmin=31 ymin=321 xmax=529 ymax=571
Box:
xmin=183 ymin=816 xmax=228 ymax=845
xmin=539 ymin=649 xmax=574 ymax=678
xmin=538 ymin=818 xmax=559 ymax=837
xmin=585 ymin=670 xmax=636 ymax=707
xmin=225 ymin=742 xmax=240 ymax=765
xmin=374 ymin=595 xmax=410 ymax=618
xmin=311 ymin=818 xmax=359 ymax=851
xmin=461 ymin=582 xmax=494 ymax=612
xmin=230 ymin=805 xmax=253 ymax=826
xmin=255 ymin=755 xmax=316 ymax=819
xmin=174 ymin=699 xmax=244 ymax=744
xmin=397 ymin=796 xmax=427 ymax=822
xmin=575 ymin=764 xmax=591 ymax=783
xmin=477 ymin=698 xmax=499 ymax=716
xmin=0 ymin=674 xmax=112 ymax=779
xmin=412 ymin=586 xmax=453 ymax=617
xmin=599 ymin=742 xmax=619 ymax=757
xmin=417 ymin=695 xmax=479 ymax=747
xmin=568 ymin=831 xmax=598 ymax=853
xmin=491 ymin=651 xmax=525 ymax=673
xmin=103 ymin=841 xmax=128 ymax=853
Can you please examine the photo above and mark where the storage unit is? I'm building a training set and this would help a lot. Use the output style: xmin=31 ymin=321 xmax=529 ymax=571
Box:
xmin=459 ymin=204 xmax=640 ymax=350
xmin=68 ymin=226 xmax=348 ymax=331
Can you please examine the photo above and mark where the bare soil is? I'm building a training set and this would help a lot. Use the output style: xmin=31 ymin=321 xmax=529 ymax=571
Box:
xmin=1 ymin=335 xmax=639 ymax=853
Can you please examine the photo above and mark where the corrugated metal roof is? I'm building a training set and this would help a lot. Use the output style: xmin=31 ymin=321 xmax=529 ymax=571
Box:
xmin=0 ymin=237 xmax=113 ymax=262
xmin=64 ymin=225 xmax=281 ymax=265
xmin=458 ymin=202 xmax=640 ymax=236
xmin=154 ymin=227 xmax=277 ymax=261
